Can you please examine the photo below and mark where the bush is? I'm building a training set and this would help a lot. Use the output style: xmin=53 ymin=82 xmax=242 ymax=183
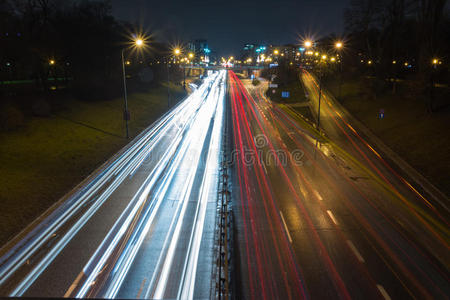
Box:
xmin=252 ymin=78 xmax=260 ymax=86
xmin=0 ymin=105 xmax=25 ymax=131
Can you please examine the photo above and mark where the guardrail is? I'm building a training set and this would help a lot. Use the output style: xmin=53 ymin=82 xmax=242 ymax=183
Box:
xmin=212 ymin=77 xmax=234 ymax=300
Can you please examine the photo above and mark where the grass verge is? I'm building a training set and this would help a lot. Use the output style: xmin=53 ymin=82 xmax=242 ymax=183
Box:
xmin=326 ymin=78 xmax=450 ymax=197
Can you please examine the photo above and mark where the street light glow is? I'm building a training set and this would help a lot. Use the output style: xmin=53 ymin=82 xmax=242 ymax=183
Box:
xmin=174 ymin=48 xmax=181 ymax=55
xmin=304 ymin=40 xmax=312 ymax=48
xmin=49 ymin=60 xmax=55 ymax=65
xmin=135 ymin=39 xmax=143 ymax=46
xmin=335 ymin=41 xmax=343 ymax=49
xmin=189 ymin=53 xmax=194 ymax=58
xmin=432 ymin=58 xmax=438 ymax=65
xmin=274 ymin=49 xmax=279 ymax=55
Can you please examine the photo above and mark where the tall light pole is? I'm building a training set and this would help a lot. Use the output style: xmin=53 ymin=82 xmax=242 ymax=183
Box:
xmin=122 ymin=38 xmax=144 ymax=139
xmin=167 ymin=48 xmax=181 ymax=108
xmin=316 ymin=56 xmax=326 ymax=131
xmin=335 ymin=41 xmax=343 ymax=99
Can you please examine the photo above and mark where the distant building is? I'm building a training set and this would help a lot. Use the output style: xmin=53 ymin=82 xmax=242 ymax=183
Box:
xmin=241 ymin=44 xmax=267 ymax=64
xmin=188 ymin=39 xmax=211 ymax=64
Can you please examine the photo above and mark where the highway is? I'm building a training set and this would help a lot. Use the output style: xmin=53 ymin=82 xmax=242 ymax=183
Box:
xmin=0 ymin=70 xmax=227 ymax=299
xmin=228 ymin=70 xmax=449 ymax=299
xmin=0 ymin=68 xmax=448 ymax=299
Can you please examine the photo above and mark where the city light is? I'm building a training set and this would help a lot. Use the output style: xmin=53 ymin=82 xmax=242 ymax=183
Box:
xmin=135 ymin=39 xmax=143 ymax=46
xmin=49 ymin=60 xmax=55 ymax=65
xmin=274 ymin=49 xmax=279 ymax=55
xmin=304 ymin=40 xmax=312 ymax=48
xmin=174 ymin=48 xmax=181 ymax=56
xmin=335 ymin=41 xmax=343 ymax=49
xmin=189 ymin=53 xmax=194 ymax=58
xmin=432 ymin=58 xmax=438 ymax=65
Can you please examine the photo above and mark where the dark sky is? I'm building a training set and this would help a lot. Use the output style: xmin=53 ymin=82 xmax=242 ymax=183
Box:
xmin=111 ymin=0 xmax=351 ymax=56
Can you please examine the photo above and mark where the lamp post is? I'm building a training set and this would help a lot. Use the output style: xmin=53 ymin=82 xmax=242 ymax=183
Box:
xmin=429 ymin=58 xmax=440 ymax=113
xmin=121 ymin=38 xmax=144 ymax=139
xmin=316 ymin=64 xmax=324 ymax=131
xmin=335 ymin=41 xmax=343 ymax=99
xmin=315 ymin=41 xmax=343 ymax=132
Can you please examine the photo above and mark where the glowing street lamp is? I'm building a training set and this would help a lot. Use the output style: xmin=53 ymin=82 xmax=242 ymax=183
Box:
xmin=174 ymin=48 xmax=181 ymax=56
xmin=304 ymin=40 xmax=312 ymax=48
xmin=49 ymin=60 xmax=55 ymax=65
xmin=335 ymin=41 xmax=343 ymax=49
xmin=274 ymin=49 xmax=279 ymax=55
xmin=188 ymin=52 xmax=194 ymax=59
xmin=121 ymin=36 xmax=146 ymax=139
xmin=135 ymin=39 xmax=143 ymax=47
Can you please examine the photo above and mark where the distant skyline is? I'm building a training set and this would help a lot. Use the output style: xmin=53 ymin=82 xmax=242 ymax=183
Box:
xmin=111 ymin=0 xmax=350 ymax=56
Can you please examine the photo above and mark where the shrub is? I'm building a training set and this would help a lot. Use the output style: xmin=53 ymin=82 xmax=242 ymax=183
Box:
xmin=0 ymin=105 xmax=25 ymax=131
xmin=252 ymin=78 xmax=260 ymax=86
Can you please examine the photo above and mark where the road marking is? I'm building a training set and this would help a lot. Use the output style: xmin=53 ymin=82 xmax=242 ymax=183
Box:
xmin=136 ymin=278 xmax=147 ymax=299
xmin=346 ymin=240 xmax=365 ymax=263
xmin=313 ymin=190 xmax=323 ymax=200
xmin=326 ymin=210 xmax=338 ymax=225
xmin=262 ymin=162 xmax=268 ymax=175
xmin=64 ymin=271 xmax=85 ymax=297
xmin=376 ymin=284 xmax=391 ymax=300
xmin=280 ymin=211 xmax=293 ymax=243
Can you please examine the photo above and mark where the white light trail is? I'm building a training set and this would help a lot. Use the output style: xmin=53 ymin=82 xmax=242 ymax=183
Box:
xmin=1 ymin=72 xmax=218 ymax=296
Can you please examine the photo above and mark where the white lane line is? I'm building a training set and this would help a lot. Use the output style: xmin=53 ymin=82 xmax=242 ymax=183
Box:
xmin=64 ymin=271 xmax=84 ymax=297
xmin=313 ymin=190 xmax=323 ymax=201
xmin=262 ymin=162 xmax=268 ymax=175
xmin=136 ymin=278 xmax=147 ymax=299
xmin=326 ymin=210 xmax=338 ymax=225
xmin=346 ymin=240 xmax=365 ymax=263
xmin=376 ymin=284 xmax=391 ymax=300
xmin=279 ymin=211 xmax=293 ymax=243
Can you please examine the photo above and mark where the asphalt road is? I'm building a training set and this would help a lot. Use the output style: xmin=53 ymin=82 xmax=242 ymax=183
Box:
xmin=0 ymin=70 xmax=227 ymax=299
xmin=228 ymin=70 xmax=449 ymax=300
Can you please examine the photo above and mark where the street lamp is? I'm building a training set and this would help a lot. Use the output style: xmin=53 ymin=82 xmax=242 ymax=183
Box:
xmin=121 ymin=37 xmax=145 ymax=139
xmin=334 ymin=41 xmax=344 ymax=99
xmin=173 ymin=48 xmax=187 ymax=90
xmin=304 ymin=40 xmax=312 ymax=48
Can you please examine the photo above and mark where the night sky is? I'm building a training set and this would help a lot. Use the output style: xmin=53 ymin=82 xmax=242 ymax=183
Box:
xmin=111 ymin=0 xmax=351 ymax=56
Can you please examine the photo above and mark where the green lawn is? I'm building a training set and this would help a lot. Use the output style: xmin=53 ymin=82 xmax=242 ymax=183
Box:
xmin=0 ymin=83 xmax=186 ymax=245
xmin=325 ymin=78 xmax=450 ymax=197
xmin=267 ymin=78 xmax=307 ymax=104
